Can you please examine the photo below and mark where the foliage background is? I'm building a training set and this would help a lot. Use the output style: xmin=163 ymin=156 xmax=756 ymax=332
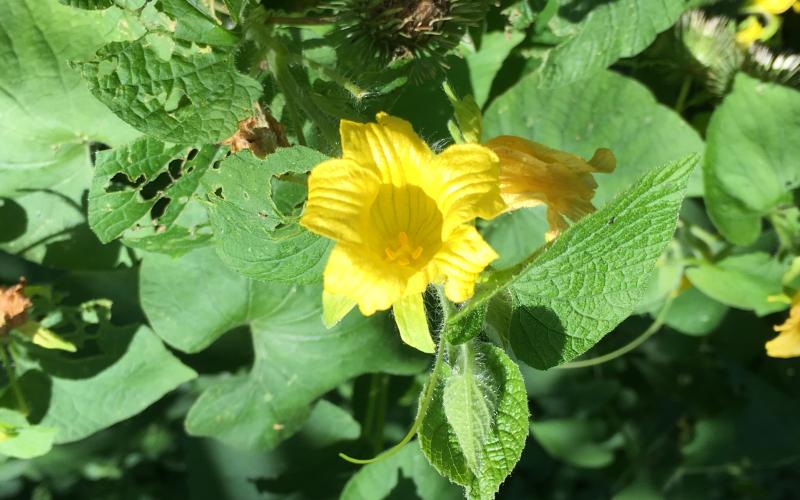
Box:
xmin=1 ymin=0 xmax=799 ymax=498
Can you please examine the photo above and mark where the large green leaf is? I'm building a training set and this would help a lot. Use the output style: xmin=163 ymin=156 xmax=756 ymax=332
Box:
xmin=77 ymin=37 xmax=261 ymax=144
xmin=14 ymin=324 xmax=196 ymax=443
xmin=419 ymin=341 xmax=528 ymax=500
xmin=484 ymin=69 xmax=704 ymax=204
xmin=340 ymin=441 xmax=461 ymax=500
xmin=140 ymin=247 xmax=289 ymax=353
xmin=525 ymin=0 xmax=687 ymax=87
xmin=143 ymin=248 xmax=424 ymax=450
xmin=87 ymin=137 xmax=221 ymax=252
xmin=0 ymin=409 xmax=56 ymax=460
xmin=0 ymin=0 xmax=139 ymax=197
xmin=206 ymin=148 xmax=332 ymax=284
xmin=704 ymin=74 xmax=800 ymax=245
xmin=686 ymin=253 xmax=788 ymax=316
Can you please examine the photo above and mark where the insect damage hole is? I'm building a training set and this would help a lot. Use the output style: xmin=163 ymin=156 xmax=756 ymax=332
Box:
xmin=150 ymin=197 xmax=171 ymax=220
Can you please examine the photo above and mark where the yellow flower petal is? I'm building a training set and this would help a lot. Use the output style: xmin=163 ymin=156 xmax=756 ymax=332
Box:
xmin=736 ymin=16 xmax=766 ymax=46
xmin=435 ymin=225 xmax=499 ymax=303
xmin=746 ymin=0 xmax=795 ymax=14
xmin=424 ymin=143 xmax=506 ymax=236
xmin=322 ymin=291 xmax=356 ymax=328
xmin=393 ymin=293 xmax=434 ymax=353
xmin=339 ymin=113 xmax=432 ymax=187
xmin=301 ymin=158 xmax=380 ymax=244
xmin=766 ymin=295 xmax=800 ymax=358
xmin=323 ymin=244 xmax=407 ymax=315
xmin=486 ymin=135 xmax=615 ymax=239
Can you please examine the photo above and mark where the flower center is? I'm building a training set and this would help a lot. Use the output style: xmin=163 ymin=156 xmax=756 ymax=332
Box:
xmin=367 ymin=184 xmax=443 ymax=269
xmin=384 ymin=231 xmax=424 ymax=266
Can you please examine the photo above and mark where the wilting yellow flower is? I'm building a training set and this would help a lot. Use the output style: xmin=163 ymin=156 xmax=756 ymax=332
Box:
xmin=485 ymin=136 xmax=615 ymax=240
xmin=301 ymin=113 xmax=504 ymax=353
xmin=766 ymin=293 xmax=800 ymax=358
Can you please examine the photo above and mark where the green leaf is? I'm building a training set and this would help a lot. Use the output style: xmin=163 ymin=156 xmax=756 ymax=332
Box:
xmin=463 ymin=31 xmax=525 ymax=108
xmin=159 ymin=0 xmax=238 ymax=47
xmin=685 ymin=253 xmax=789 ymax=316
xmin=140 ymin=247 xmax=290 ymax=353
xmin=14 ymin=325 xmax=196 ymax=443
xmin=704 ymin=74 xmax=800 ymax=245
xmin=507 ymin=156 xmax=696 ymax=369
xmin=88 ymin=137 xmax=222 ymax=250
xmin=77 ymin=37 xmax=261 ymax=144
xmin=531 ymin=417 xmax=622 ymax=469
xmin=0 ymin=409 xmax=56 ymax=460
xmin=663 ymin=287 xmax=728 ymax=336
xmin=419 ymin=341 xmax=528 ymax=500
xmin=0 ymin=0 xmax=139 ymax=197
xmin=206 ymin=148 xmax=333 ymax=284
xmin=341 ymin=441 xmax=462 ymax=500
xmin=524 ymin=0 xmax=687 ymax=87
xmin=147 ymin=249 xmax=425 ymax=450
xmin=484 ymin=69 xmax=705 ymax=203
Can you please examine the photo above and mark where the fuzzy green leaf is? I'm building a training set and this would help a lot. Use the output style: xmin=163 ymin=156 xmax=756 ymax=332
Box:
xmin=206 ymin=148 xmax=332 ymax=284
xmin=507 ymin=156 xmax=695 ymax=369
xmin=419 ymin=341 xmax=529 ymax=500
xmin=704 ymin=74 xmax=800 ymax=245
xmin=502 ymin=156 xmax=695 ymax=368
xmin=77 ymin=38 xmax=261 ymax=144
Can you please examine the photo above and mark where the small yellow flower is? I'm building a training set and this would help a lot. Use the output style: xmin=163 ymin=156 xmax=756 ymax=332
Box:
xmin=766 ymin=293 xmax=800 ymax=358
xmin=485 ymin=136 xmax=615 ymax=240
xmin=301 ymin=113 xmax=504 ymax=352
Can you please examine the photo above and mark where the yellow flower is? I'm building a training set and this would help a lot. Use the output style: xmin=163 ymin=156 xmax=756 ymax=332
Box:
xmin=744 ymin=0 xmax=798 ymax=14
xmin=484 ymin=135 xmax=615 ymax=241
xmin=766 ymin=293 xmax=800 ymax=358
xmin=301 ymin=113 xmax=504 ymax=353
xmin=736 ymin=16 xmax=767 ymax=46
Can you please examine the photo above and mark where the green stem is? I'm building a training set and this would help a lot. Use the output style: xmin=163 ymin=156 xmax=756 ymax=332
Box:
xmin=674 ymin=75 xmax=692 ymax=114
xmin=558 ymin=295 xmax=675 ymax=370
xmin=340 ymin=340 xmax=446 ymax=465
xmin=0 ymin=345 xmax=28 ymax=416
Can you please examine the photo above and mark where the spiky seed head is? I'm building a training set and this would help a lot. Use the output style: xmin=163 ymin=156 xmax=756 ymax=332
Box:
xmin=329 ymin=0 xmax=490 ymax=82
xmin=744 ymin=45 xmax=800 ymax=88
xmin=675 ymin=10 xmax=743 ymax=96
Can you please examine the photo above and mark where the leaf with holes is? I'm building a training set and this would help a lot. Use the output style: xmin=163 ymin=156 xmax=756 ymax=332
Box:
xmin=419 ymin=341 xmax=529 ymax=500
xmin=205 ymin=147 xmax=333 ymax=284
xmin=77 ymin=37 xmax=262 ymax=144
xmin=87 ymin=137 xmax=222 ymax=254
